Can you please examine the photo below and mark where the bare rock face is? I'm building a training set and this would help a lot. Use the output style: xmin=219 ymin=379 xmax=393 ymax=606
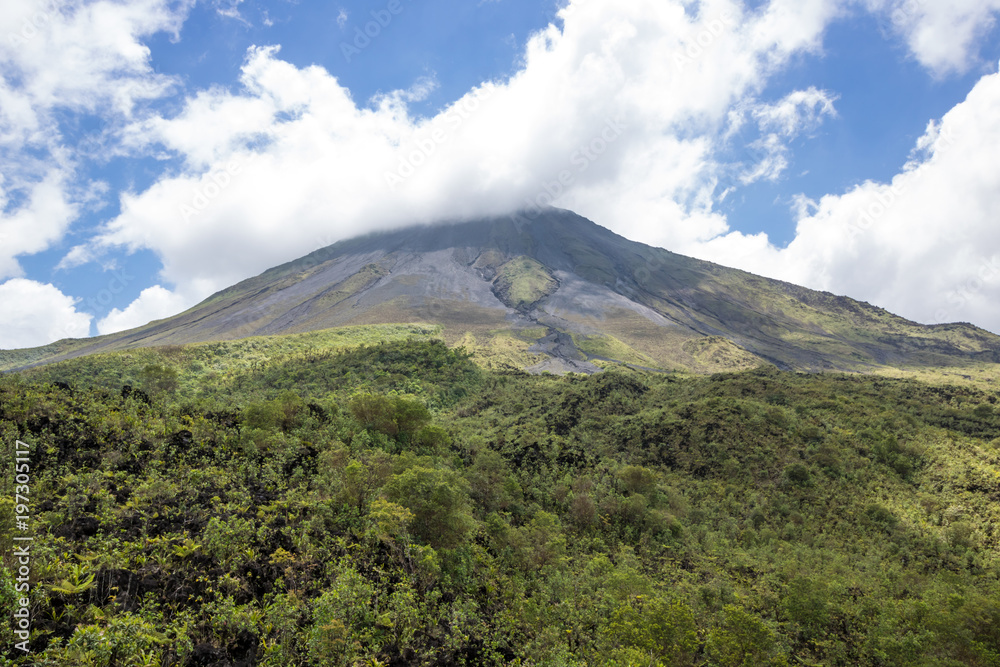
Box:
xmin=7 ymin=206 xmax=1000 ymax=375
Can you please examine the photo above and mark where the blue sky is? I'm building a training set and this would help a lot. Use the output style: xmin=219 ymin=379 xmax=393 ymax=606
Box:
xmin=2 ymin=0 xmax=1000 ymax=349
xmin=722 ymin=14 xmax=1000 ymax=245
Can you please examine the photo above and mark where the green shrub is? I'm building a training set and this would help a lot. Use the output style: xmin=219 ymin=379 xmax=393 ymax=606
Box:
xmin=784 ymin=463 xmax=812 ymax=487
xmin=706 ymin=605 xmax=787 ymax=667
xmin=603 ymin=597 xmax=698 ymax=666
xmin=139 ymin=363 xmax=179 ymax=397
xmin=617 ymin=465 xmax=658 ymax=494
xmin=382 ymin=466 xmax=475 ymax=549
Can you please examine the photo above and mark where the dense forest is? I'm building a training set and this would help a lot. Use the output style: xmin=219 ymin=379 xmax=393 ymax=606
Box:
xmin=2 ymin=334 xmax=1000 ymax=665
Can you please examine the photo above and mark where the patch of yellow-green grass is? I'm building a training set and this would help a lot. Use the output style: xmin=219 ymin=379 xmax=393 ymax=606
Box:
xmin=551 ymin=308 xmax=760 ymax=373
xmin=493 ymin=257 xmax=558 ymax=309
xmin=869 ymin=362 xmax=1000 ymax=391
xmin=680 ymin=336 xmax=766 ymax=373
xmin=449 ymin=330 xmax=545 ymax=370
xmin=473 ymin=250 xmax=507 ymax=273
xmin=508 ymin=327 xmax=549 ymax=344
xmin=454 ymin=331 xmax=478 ymax=349
xmin=572 ymin=333 xmax=658 ymax=367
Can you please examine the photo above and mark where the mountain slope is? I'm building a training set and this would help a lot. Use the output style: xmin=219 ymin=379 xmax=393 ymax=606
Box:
xmin=4 ymin=207 xmax=1000 ymax=375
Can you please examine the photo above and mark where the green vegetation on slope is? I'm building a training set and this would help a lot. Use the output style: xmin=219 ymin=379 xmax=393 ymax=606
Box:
xmin=0 ymin=339 xmax=96 ymax=373
xmin=1 ymin=338 xmax=1000 ymax=665
xmin=492 ymin=257 xmax=558 ymax=310
xmin=12 ymin=324 xmax=441 ymax=402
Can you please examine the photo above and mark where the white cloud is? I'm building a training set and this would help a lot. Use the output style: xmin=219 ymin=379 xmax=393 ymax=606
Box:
xmin=97 ymin=285 xmax=190 ymax=335
xmin=336 ymin=8 xmax=348 ymax=29
xmin=0 ymin=279 xmax=92 ymax=349
xmin=697 ymin=64 xmax=1000 ymax=332
xmin=749 ymin=0 xmax=845 ymax=63
xmin=0 ymin=0 xmax=191 ymax=138
xmin=738 ymin=133 xmax=790 ymax=185
xmin=864 ymin=0 xmax=1000 ymax=76
xmin=395 ymin=76 xmax=440 ymax=103
xmin=215 ymin=0 xmax=247 ymax=22
xmin=723 ymin=87 xmax=838 ymax=185
xmin=0 ymin=170 xmax=79 ymax=280
xmin=56 ymin=244 xmax=96 ymax=271
xmin=751 ymin=87 xmax=838 ymax=137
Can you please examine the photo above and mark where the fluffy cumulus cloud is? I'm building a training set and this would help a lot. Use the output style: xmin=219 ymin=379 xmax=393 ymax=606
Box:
xmin=97 ymin=284 xmax=190 ymax=335
xmin=863 ymin=0 xmax=1000 ymax=76
xmin=699 ymin=67 xmax=1000 ymax=330
xmin=0 ymin=279 xmax=92 ymax=348
xmin=0 ymin=171 xmax=78 ymax=279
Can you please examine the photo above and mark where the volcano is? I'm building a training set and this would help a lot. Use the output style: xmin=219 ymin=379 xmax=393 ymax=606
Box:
xmin=5 ymin=207 xmax=1000 ymax=375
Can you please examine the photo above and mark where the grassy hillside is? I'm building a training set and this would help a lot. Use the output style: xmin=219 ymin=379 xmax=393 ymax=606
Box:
xmin=8 ymin=325 xmax=441 ymax=401
xmin=2 ymin=337 xmax=1000 ymax=665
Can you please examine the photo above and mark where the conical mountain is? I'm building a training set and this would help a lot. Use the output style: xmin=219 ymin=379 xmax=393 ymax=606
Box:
xmin=5 ymin=207 xmax=1000 ymax=375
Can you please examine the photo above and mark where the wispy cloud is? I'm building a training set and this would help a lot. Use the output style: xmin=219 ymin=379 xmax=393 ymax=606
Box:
xmin=727 ymin=87 xmax=839 ymax=184
xmin=215 ymin=0 xmax=249 ymax=24
xmin=751 ymin=88 xmax=839 ymax=137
